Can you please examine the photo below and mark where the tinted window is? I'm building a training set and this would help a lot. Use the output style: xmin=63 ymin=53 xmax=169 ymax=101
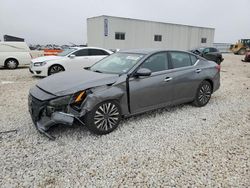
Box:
xmin=73 ymin=49 xmax=88 ymax=56
xmin=141 ymin=52 xmax=168 ymax=72
xmin=209 ymin=48 xmax=218 ymax=52
xmin=169 ymin=52 xmax=192 ymax=68
xmin=190 ymin=54 xmax=198 ymax=65
xmin=203 ymin=48 xmax=210 ymax=53
xmin=89 ymin=49 xmax=109 ymax=56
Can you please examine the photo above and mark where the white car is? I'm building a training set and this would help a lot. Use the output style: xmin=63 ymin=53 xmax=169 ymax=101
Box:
xmin=30 ymin=47 xmax=113 ymax=76
xmin=0 ymin=42 xmax=31 ymax=69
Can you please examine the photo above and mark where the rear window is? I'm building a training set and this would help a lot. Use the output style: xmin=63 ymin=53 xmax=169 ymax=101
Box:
xmin=169 ymin=52 xmax=192 ymax=68
xmin=89 ymin=49 xmax=110 ymax=56
xmin=209 ymin=48 xmax=218 ymax=52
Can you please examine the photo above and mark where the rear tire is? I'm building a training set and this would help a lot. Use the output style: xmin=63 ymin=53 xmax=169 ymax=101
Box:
xmin=192 ymin=81 xmax=212 ymax=107
xmin=5 ymin=59 xmax=18 ymax=69
xmin=85 ymin=100 xmax=121 ymax=135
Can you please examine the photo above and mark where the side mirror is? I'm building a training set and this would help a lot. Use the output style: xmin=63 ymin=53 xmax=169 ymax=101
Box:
xmin=68 ymin=54 xmax=76 ymax=58
xmin=134 ymin=68 xmax=152 ymax=77
xmin=84 ymin=66 xmax=90 ymax=70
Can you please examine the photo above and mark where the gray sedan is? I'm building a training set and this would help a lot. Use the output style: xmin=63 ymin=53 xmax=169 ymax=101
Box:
xmin=28 ymin=49 xmax=220 ymax=139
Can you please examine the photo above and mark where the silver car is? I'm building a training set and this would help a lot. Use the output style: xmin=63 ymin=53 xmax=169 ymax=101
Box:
xmin=28 ymin=49 xmax=220 ymax=139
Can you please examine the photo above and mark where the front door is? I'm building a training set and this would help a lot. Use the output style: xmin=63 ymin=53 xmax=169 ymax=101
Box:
xmin=129 ymin=52 xmax=174 ymax=114
xmin=64 ymin=49 xmax=91 ymax=70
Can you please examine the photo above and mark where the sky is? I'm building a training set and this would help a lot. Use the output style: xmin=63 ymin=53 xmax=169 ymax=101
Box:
xmin=0 ymin=0 xmax=250 ymax=45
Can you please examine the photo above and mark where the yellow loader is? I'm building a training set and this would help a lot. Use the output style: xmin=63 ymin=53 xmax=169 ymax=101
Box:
xmin=230 ymin=39 xmax=250 ymax=55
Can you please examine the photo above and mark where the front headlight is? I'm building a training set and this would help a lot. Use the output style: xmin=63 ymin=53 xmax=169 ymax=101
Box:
xmin=48 ymin=91 xmax=86 ymax=109
xmin=34 ymin=61 xmax=47 ymax=66
xmin=49 ymin=95 xmax=72 ymax=107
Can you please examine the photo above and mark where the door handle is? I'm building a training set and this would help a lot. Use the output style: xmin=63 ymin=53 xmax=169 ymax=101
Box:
xmin=195 ymin=69 xmax=202 ymax=73
xmin=164 ymin=77 xmax=172 ymax=82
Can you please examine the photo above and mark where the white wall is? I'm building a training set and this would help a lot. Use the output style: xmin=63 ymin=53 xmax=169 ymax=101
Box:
xmin=87 ymin=16 xmax=215 ymax=50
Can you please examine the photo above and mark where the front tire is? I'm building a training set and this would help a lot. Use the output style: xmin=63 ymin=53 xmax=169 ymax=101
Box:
xmin=238 ymin=48 xmax=246 ymax=55
xmin=193 ymin=81 xmax=212 ymax=107
xmin=5 ymin=59 xmax=18 ymax=69
xmin=85 ymin=100 xmax=121 ymax=135
xmin=48 ymin=65 xmax=64 ymax=76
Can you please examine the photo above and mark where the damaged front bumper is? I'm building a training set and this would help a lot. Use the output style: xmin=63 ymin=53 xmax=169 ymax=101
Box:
xmin=28 ymin=94 xmax=83 ymax=139
xmin=36 ymin=111 xmax=74 ymax=132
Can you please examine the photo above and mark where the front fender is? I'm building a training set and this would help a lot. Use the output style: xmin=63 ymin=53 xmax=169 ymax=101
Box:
xmin=79 ymin=84 xmax=129 ymax=117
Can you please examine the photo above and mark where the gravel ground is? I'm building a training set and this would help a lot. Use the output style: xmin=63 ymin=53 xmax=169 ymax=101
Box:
xmin=0 ymin=54 xmax=249 ymax=187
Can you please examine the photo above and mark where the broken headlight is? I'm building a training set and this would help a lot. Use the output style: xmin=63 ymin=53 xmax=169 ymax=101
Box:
xmin=70 ymin=91 xmax=87 ymax=110
xmin=49 ymin=95 xmax=72 ymax=107
xmin=48 ymin=91 xmax=87 ymax=111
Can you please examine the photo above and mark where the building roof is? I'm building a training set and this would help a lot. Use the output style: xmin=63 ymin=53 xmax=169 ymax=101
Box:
xmin=87 ymin=15 xmax=215 ymax=30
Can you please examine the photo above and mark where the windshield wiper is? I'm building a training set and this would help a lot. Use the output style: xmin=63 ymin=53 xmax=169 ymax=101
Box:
xmin=93 ymin=69 xmax=103 ymax=73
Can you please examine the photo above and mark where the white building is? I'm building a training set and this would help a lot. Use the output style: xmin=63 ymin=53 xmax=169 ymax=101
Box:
xmin=87 ymin=15 xmax=215 ymax=50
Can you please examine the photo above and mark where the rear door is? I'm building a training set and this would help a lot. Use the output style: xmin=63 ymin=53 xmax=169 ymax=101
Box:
xmin=129 ymin=52 xmax=174 ymax=114
xmin=168 ymin=51 xmax=202 ymax=103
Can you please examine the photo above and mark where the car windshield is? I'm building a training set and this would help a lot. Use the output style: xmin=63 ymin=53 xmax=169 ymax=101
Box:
xmin=90 ymin=53 xmax=144 ymax=74
xmin=58 ymin=48 xmax=76 ymax=56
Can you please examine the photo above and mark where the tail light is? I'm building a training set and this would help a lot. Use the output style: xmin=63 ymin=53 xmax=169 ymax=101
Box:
xmin=216 ymin=64 xmax=221 ymax=72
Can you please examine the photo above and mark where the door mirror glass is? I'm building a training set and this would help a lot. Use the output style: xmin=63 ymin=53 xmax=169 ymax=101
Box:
xmin=135 ymin=68 xmax=152 ymax=77
xmin=68 ymin=54 xmax=76 ymax=58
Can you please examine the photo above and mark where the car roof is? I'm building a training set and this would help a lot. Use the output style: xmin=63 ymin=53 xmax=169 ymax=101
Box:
xmin=70 ymin=46 xmax=108 ymax=50
xmin=118 ymin=49 xmax=194 ymax=55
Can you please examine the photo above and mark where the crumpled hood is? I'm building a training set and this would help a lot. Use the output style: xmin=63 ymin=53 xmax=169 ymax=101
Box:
xmin=36 ymin=70 xmax=119 ymax=96
xmin=32 ymin=55 xmax=63 ymax=63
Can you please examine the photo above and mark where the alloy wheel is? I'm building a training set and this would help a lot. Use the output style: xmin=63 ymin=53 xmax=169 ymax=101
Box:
xmin=94 ymin=102 xmax=120 ymax=131
xmin=198 ymin=84 xmax=211 ymax=105
xmin=49 ymin=65 xmax=64 ymax=75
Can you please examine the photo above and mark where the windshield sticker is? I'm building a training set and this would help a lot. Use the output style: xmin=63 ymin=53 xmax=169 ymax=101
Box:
xmin=126 ymin=56 xmax=142 ymax=61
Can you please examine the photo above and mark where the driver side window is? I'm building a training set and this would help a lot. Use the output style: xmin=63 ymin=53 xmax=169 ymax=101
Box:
xmin=73 ymin=49 xmax=89 ymax=56
xmin=141 ymin=52 xmax=168 ymax=72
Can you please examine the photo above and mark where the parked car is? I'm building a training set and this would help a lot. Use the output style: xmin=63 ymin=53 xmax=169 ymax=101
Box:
xmin=0 ymin=42 xmax=31 ymax=69
xmin=28 ymin=49 xmax=220 ymax=139
xmin=29 ymin=47 xmax=113 ymax=76
xmin=242 ymin=51 xmax=250 ymax=62
xmin=190 ymin=47 xmax=224 ymax=64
